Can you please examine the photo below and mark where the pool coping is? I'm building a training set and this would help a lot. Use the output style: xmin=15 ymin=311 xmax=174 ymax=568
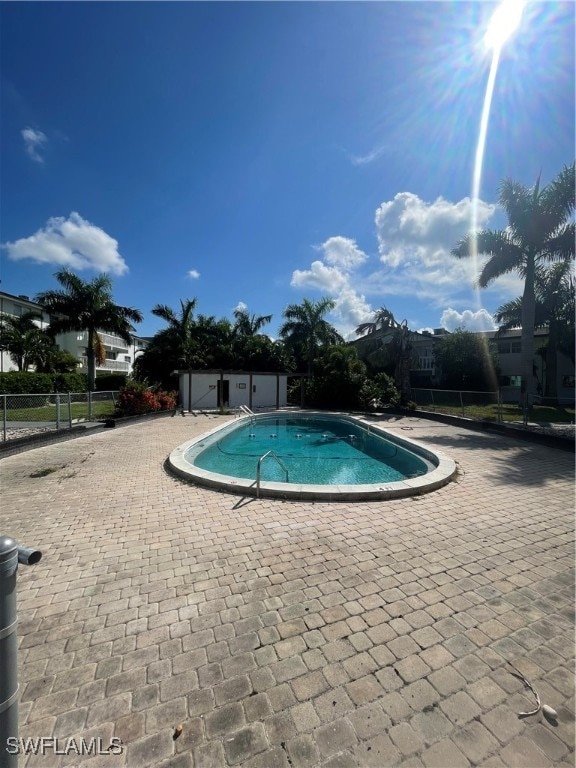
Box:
xmin=168 ymin=410 xmax=458 ymax=501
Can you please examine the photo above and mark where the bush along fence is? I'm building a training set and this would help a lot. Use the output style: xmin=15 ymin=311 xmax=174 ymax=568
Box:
xmin=1 ymin=384 xmax=177 ymax=442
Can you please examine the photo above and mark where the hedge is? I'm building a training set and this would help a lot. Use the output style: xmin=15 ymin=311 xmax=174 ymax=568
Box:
xmin=95 ymin=373 xmax=128 ymax=391
xmin=0 ymin=371 xmax=88 ymax=394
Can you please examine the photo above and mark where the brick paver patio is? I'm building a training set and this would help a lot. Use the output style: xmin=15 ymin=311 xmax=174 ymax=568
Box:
xmin=1 ymin=413 xmax=574 ymax=768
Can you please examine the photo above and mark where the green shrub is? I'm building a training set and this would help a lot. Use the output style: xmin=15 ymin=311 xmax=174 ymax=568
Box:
xmin=95 ymin=373 xmax=127 ymax=391
xmin=0 ymin=372 xmax=54 ymax=394
xmin=359 ymin=373 xmax=400 ymax=410
xmin=53 ymin=372 xmax=88 ymax=392
xmin=0 ymin=371 xmax=89 ymax=394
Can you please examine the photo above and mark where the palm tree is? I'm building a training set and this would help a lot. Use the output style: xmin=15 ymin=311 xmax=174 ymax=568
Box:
xmin=279 ymin=297 xmax=342 ymax=375
xmin=494 ymin=260 xmax=575 ymax=399
xmin=232 ymin=307 xmax=273 ymax=337
xmin=0 ymin=312 xmax=49 ymax=371
xmin=452 ymin=163 xmax=575 ymax=411
xmin=192 ymin=314 xmax=234 ymax=369
xmin=151 ymin=299 xmax=198 ymax=368
xmin=36 ymin=269 xmax=143 ymax=390
xmin=356 ymin=307 xmax=414 ymax=404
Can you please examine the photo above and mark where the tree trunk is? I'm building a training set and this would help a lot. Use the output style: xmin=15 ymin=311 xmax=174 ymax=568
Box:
xmin=544 ymin=321 xmax=559 ymax=401
xmin=520 ymin=252 xmax=536 ymax=413
xmin=395 ymin=331 xmax=413 ymax=405
xmin=87 ymin=329 xmax=96 ymax=392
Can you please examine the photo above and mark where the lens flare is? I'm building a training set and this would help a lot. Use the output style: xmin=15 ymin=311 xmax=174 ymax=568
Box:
xmin=471 ymin=0 xmax=525 ymax=389
xmin=484 ymin=0 xmax=525 ymax=52
xmin=470 ymin=0 xmax=527 ymax=287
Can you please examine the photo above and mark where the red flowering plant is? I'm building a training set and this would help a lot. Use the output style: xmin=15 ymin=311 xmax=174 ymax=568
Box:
xmin=116 ymin=381 xmax=177 ymax=416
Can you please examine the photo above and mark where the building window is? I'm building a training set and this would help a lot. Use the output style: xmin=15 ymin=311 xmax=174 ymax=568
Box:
xmin=497 ymin=342 xmax=511 ymax=354
xmin=499 ymin=375 xmax=522 ymax=387
xmin=511 ymin=341 xmax=521 ymax=353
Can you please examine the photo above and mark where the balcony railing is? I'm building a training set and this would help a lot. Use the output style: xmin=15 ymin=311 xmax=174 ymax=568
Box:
xmin=79 ymin=357 xmax=130 ymax=372
xmin=99 ymin=333 xmax=129 ymax=350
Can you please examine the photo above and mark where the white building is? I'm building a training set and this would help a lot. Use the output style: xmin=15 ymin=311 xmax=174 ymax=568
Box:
xmin=177 ymin=370 xmax=290 ymax=411
xmin=0 ymin=290 xmax=147 ymax=377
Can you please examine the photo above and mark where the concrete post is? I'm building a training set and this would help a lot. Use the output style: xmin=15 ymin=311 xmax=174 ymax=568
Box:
xmin=0 ymin=537 xmax=42 ymax=766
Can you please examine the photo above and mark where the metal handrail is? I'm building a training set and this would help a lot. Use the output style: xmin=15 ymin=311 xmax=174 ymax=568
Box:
xmin=240 ymin=405 xmax=254 ymax=415
xmin=256 ymin=450 xmax=288 ymax=498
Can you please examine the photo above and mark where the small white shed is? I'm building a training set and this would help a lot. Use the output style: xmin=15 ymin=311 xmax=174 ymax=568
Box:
xmin=177 ymin=370 xmax=293 ymax=411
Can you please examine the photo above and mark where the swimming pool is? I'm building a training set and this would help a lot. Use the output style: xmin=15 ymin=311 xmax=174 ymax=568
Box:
xmin=169 ymin=412 xmax=456 ymax=501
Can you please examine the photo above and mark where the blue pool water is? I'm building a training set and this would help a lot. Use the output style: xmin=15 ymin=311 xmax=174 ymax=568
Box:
xmin=189 ymin=416 xmax=431 ymax=485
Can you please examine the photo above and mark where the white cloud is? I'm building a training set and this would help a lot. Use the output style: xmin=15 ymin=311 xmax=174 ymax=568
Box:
xmin=315 ymin=236 xmax=368 ymax=270
xmin=332 ymin=288 xmax=374 ymax=340
xmin=376 ymin=192 xmax=495 ymax=268
xmin=187 ymin=269 xmax=200 ymax=279
xmin=2 ymin=212 xmax=128 ymax=275
xmin=234 ymin=301 xmax=247 ymax=312
xmin=291 ymin=260 xmax=349 ymax=292
xmin=288 ymin=190 xmax=522 ymax=339
xmin=22 ymin=127 xmax=48 ymax=163
xmin=370 ymin=192 xmax=501 ymax=304
xmin=440 ymin=307 xmax=497 ymax=332
xmin=350 ymin=146 xmax=387 ymax=166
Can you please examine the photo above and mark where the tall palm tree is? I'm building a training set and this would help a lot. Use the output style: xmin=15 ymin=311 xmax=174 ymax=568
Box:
xmin=151 ymin=299 xmax=198 ymax=368
xmin=36 ymin=269 xmax=143 ymax=390
xmin=232 ymin=307 xmax=273 ymax=337
xmin=356 ymin=307 xmax=414 ymax=404
xmin=452 ymin=163 xmax=575 ymax=410
xmin=494 ymin=260 xmax=575 ymax=399
xmin=279 ymin=297 xmax=342 ymax=375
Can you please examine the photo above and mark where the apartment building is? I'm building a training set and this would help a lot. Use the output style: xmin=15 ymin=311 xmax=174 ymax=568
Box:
xmin=0 ymin=290 xmax=147 ymax=376
xmin=352 ymin=325 xmax=574 ymax=404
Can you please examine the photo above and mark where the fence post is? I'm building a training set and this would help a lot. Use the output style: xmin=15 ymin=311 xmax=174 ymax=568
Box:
xmin=430 ymin=389 xmax=435 ymax=411
xmin=68 ymin=392 xmax=73 ymax=429
xmin=459 ymin=391 xmax=464 ymax=418
xmin=2 ymin=396 xmax=6 ymax=443
xmin=88 ymin=391 xmax=93 ymax=422
xmin=0 ymin=537 xmax=42 ymax=766
xmin=56 ymin=394 xmax=60 ymax=431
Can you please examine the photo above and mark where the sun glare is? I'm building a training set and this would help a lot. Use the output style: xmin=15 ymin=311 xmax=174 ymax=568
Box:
xmin=484 ymin=0 xmax=526 ymax=52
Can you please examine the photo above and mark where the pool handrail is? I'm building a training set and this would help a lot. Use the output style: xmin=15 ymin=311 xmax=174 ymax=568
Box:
xmin=256 ymin=450 xmax=288 ymax=498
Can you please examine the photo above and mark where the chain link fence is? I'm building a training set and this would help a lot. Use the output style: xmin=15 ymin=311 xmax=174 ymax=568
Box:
xmin=1 ymin=391 xmax=119 ymax=442
xmin=411 ymin=388 xmax=503 ymax=421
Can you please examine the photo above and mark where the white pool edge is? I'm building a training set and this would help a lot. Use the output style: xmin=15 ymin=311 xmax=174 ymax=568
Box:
xmin=168 ymin=411 xmax=457 ymax=501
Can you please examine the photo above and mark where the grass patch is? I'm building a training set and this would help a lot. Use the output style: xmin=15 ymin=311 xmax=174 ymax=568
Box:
xmin=418 ymin=401 xmax=575 ymax=424
xmin=5 ymin=401 xmax=115 ymax=423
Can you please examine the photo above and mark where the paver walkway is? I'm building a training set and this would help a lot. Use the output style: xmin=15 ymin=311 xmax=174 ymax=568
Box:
xmin=1 ymin=413 xmax=574 ymax=768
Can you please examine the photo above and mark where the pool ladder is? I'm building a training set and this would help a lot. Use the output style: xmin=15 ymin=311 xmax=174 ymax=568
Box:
xmin=256 ymin=450 xmax=288 ymax=498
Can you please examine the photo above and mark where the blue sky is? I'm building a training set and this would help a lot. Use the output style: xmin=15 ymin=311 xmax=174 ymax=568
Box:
xmin=1 ymin=1 xmax=574 ymax=340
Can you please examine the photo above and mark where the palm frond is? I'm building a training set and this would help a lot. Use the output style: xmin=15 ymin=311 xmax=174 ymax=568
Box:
xmin=152 ymin=304 xmax=178 ymax=325
xmin=540 ymin=223 xmax=576 ymax=262
xmin=493 ymin=298 xmax=523 ymax=331
xmin=540 ymin=162 xmax=576 ymax=224
xmin=498 ymin=178 xmax=535 ymax=240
